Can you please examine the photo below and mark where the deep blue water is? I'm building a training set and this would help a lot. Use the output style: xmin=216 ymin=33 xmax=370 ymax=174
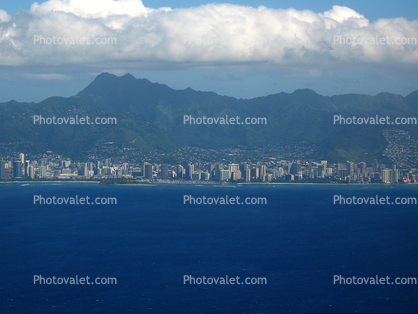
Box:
xmin=1 ymin=183 xmax=418 ymax=313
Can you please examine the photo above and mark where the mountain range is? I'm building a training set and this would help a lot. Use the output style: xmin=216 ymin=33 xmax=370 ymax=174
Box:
xmin=1 ymin=72 xmax=417 ymax=163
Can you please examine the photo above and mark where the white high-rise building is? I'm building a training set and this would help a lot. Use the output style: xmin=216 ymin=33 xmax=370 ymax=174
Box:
xmin=29 ymin=166 xmax=35 ymax=179
xmin=228 ymin=164 xmax=239 ymax=173
xmin=39 ymin=166 xmax=47 ymax=178
xmin=19 ymin=153 xmax=25 ymax=165
xmin=218 ymin=169 xmax=230 ymax=181
xmin=382 ymin=169 xmax=392 ymax=184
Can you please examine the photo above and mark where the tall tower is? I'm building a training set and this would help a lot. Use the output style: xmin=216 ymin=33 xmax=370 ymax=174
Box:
xmin=177 ymin=165 xmax=184 ymax=178
xmin=186 ymin=164 xmax=194 ymax=180
xmin=208 ymin=164 xmax=215 ymax=177
xmin=161 ymin=164 xmax=169 ymax=178
xmin=25 ymin=160 xmax=30 ymax=178
xmin=0 ymin=161 xmax=6 ymax=180
xmin=144 ymin=163 xmax=153 ymax=179
xmin=29 ymin=166 xmax=35 ymax=179
xmin=19 ymin=153 xmax=25 ymax=165
xmin=374 ymin=159 xmax=379 ymax=173
xmin=259 ymin=165 xmax=267 ymax=177
xmin=13 ymin=160 xmax=22 ymax=178
xmin=39 ymin=166 xmax=47 ymax=178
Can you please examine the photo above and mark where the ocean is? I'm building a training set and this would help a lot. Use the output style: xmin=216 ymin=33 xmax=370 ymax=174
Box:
xmin=1 ymin=183 xmax=417 ymax=313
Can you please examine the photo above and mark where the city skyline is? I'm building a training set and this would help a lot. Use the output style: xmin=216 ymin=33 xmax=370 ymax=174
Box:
xmin=1 ymin=151 xmax=414 ymax=185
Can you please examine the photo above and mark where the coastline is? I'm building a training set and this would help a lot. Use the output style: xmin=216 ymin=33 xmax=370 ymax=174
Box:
xmin=0 ymin=180 xmax=415 ymax=186
xmin=0 ymin=181 xmax=101 ymax=184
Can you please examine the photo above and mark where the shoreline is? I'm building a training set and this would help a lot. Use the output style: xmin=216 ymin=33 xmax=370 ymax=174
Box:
xmin=0 ymin=181 xmax=101 ymax=184
xmin=1 ymin=180 xmax=415 ymax=186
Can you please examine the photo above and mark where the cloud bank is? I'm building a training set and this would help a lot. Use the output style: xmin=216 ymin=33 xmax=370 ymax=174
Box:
xmin=0 ymin=0 xmax=417 ymax=68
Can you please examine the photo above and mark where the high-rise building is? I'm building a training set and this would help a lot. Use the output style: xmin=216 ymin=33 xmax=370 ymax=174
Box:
xmin=231 ymin=170 xmax=241 ymax=181
xmin=382 ymin=168 xmax=392 ymax=184
xmin=259 ymin=165 xmax=267 ymax=177
xmin=326 ymin=167 xmax=333 ymax=176
xmin=310 ymin=166 xmax=319 ymax=178
xmin=245 ymin=169 xmax=251 ymax=182
xmin=192 ymin=172 xmax=201 ymax=181
xmin=380 ymin=168 xmax=398 ymax=184
xmin=29 ymin=166 xmax=35 ymax=179
xmin=186 ymin=164 xmax=194 ymax=180
xmin=239 ymin=163 xmax=248 ymax=172
xmin=251 ymin=167 xmax=259 ymax=180
xmin=144 ymin=163 xmax=153 ymax=179
xmin=25 ymin=160 xmax=30 ymax=177
xmin=318 ymin=164 xmax=325 ymax=178
xmin=153 ymin=164 xmax=159 ymax=173
xmin=208 ymin=164 xmax=215 ymax=177
xmin=228 ymin=164 xmax=239 ymax=173
xmin=19 ymin=153 xmax=25 ymax=165
xmin=359 ymin=162 xmax=367 ymax=174
xmin=161 ymin=164 xmax=169 ymax=178
xmin=13 ymin=161 xmax=22 ymax=178
xmin=337 ymin=163 xmax=347 ymax=171
xmin=289 ymin=163 xmax=301 ymax=175
xmin=39 ymin=166 xmax=47 ymax=178
xmin=177 ymin=165 xmax=184 ymax=178
xmin=218 ymin=169 xmax=230 ymax=181
xmin=391 ymin=169 xmax=399 ymax=183
xmin=273 ymin=167 xmax=284 ymax=178
xmin=374 ymin=159 xmax=379 ymax=173
xmin=346 ymin=161 xmax=354 ymax=175
xmin=0 ymin=161 xmax=6 ymax=180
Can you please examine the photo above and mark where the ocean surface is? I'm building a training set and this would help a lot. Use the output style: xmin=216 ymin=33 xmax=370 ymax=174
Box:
xmin=1 ymin=183 xmax=418 ymax=313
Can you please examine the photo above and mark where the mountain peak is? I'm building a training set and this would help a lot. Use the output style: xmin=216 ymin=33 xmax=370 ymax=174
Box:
xmin=121 ymin=73 xmax=136 ymax=81
xmin=95 ymin=72 xmax=118 ymax=80
xmin=291 ymin=88 xmax=318 ymax=96
xmin=77 ymin=72 xmax=136 ymax=97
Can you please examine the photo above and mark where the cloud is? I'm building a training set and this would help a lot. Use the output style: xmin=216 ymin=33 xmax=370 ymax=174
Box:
xmin=0 ymin=1 xmax=417 ymax=69
xmin=29 ymin=0 xmax=150 ymax=18
xmin=0 ymin=9 xmax=10 ymax=22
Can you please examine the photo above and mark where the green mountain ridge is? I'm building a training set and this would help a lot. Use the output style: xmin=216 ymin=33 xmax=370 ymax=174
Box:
xmin=1 ymin=72 xmax=417 ymax=163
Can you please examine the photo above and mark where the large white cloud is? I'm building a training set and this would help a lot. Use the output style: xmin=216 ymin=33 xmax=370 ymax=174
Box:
xmin=30 ymin=0 xmax=150 ymax=18
xmin=0 ymin=0 xmax=417 ymax=68
xmin=0 ymin=9 xmax=10 ymax=22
